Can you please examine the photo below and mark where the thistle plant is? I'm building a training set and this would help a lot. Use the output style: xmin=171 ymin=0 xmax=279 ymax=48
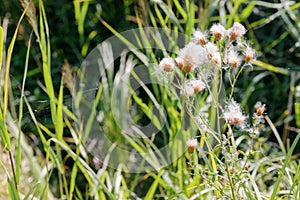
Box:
xmin=159 ymin=22 xmax=264 ymax=199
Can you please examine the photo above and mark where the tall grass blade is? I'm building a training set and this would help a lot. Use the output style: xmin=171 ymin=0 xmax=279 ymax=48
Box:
xmin=0 ymin=26 xmax=3 ymax=70
xmin=270 ymin=131 xmax=300 ymax=199
xmin=295 ymin=103 xmax=300 ymax=128
xmin=251 ymin=60 xmax=289 ymax=75
xmin=55 ymin=80 xmax=64 ymax=141
xmin=265 ymin=116 xmax=286 ymax=154
xmin=173 ymin=0 xmax=187 ymax=21
xmin=156 ymin=1 xmax=183 ymax=32
xmin=24 ymin=96 xmax=62 ymax=174
xmin=144 ymin=170 xmax=163 ymax=200
xmin=68 ymin=152 xmax=78 ymax=200
xmin=0 ymin=107 xmax=10 ymax=151
xmin=185 ymin=0 xmax=195 ymax=39
xmin=247 ymin=173 xmax=262 ymax=200
xmin=240 ymin=1 xmax=255 ymax=22
xmin=226 ymin=0 xmax=246 ymax=27
xmin=16 ymin=32 xmax=32 ymax=185
xmin=49 ymin=138 xmax=115 ymax=199
xmin=8 ymin=177 xmax=20 ymax=200
xmin=2 ymin=1 xmax=30 ymax=152
xmin=73 ymin=0 xmax=89 ymax=45
xmin=38 ymin=0 xmax=57 ymax=127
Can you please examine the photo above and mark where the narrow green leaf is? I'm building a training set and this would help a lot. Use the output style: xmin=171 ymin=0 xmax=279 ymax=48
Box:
xmin=81 ymin=30 xmax=98 ymax=57
xmin=77 ymin=1 xmax=90 ymax=45
xmin=265 ymin=116 xmax=286 ymax=154
xmin=265 ymin=32 xmax=289 ymax=53
xmin=1 ymin=1 xmax=31 ymax=152
xmin=288 ymin=161 xmax=300 ymax=199
xmin=185 ymin=1 xmax=195 ymax=38
xmin=24 ymin=96 xmax=63 ymax=173
xmin=173 ymin=0 xmax=187 ymax=21
xmin=38 ymin=0 xmax=57 ymax=127
xmin=73 ymin=0 xmax=80 ymax=22
xmin=247 ymin=173 xmax=262 ymax=200
xmin=4 ymin=1 xmax=29 ymax=120
xmin=56 ymin=80 xmax=64 ymax=141
xmin=226 ymin=0 xmax=246 ymax=27
xmin=156 ymin=1 xmax=184 ymax=32
xmin=144 ymin=170 xmax=163 ymax=200
xmin=16 ymin=32 xmax=32 ymax=184
xmin=8 ymin=177 xmax=20 ymax=200
xmin=68 ymin=157 xmax=78 ymax=200
xmin=100 ymin=17 xmax=149 ymax=65
xmin=270 ymin=132 xmax=300 ymax=199
xmin=0 ymin=112 xmax=10 ymax=150
xmin=290 ymin=2 xmax=300 ymax=10
xmin=252 ymin=60 xmax=289 ymax=75
xmin=240 ymin=1 xmax=256 ymax=22
xmin=0 ymin=26 xmax=3 ymax=70
xmin=295 ymin=103 xmax=300 ymax=128
xmin=131 ymin=90 xmax=162 ymax=130
xmin=83 ymin=84 xmax=102 ymax=142
xmin=49 ymin=138 xmax=115 ymax=199
xmin=154 ymin=4 xmax=167 ymax=31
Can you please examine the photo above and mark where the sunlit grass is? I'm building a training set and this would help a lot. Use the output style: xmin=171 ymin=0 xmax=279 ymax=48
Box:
xmin=0 ymin=0 xmax=299 ymax=199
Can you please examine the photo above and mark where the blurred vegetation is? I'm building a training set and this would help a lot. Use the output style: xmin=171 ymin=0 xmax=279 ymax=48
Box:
xmin=0 ymin=0 xmax=300 ymax=199
xmin=1 ymin=0 xmax=299 ymax=129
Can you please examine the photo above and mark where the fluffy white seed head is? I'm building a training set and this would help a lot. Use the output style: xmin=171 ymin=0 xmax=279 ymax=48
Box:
xmin=210 ymin=51 xmax=221 ymax=66
xmin=244 ymin=44 xmax=256 ymax=62
xmin=193 ymin=30 xmax=207 ymax=45
xmin=254 ymin=101 xmax=266 ymax=116
xmin=224 ymin=99 xmax=246 ymax=125
xmin=183 ymin=82 xmax=195 ymax=97
xmin=225 ymin=46 xmax=241 ymax=68
xmin=210 ymin=23 xmax=227 ymax=42
xmin=186 ymin=138 xmax=198 ymax=153
xmin=228 ymin=22 xmax=246 ymax=41
xmin=183 ymin=79 xmax=206 ymax=96
xmin=159 ymin=57 xmax=175 ymax=72
xmin=177 ymin=42 xmax=209 ymax=73
xmin=191 ymin=79 xmax=206 ymax=94
xmin=205 ymin=42 xmax=219 ymax=57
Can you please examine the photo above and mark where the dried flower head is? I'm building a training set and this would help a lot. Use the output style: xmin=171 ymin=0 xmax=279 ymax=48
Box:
xmin=183 ymin=83 xmax=194 ymax=97
xmin=187 ymin=139 xmax=198 ymax=153
xmin=224 ymin=99 xmax=246 ymax=125
xmin=210 ymin=52 xmax=221 ymax=66
xmin=191 ymin=79 xmax=206 ymax=94
xmin=159 ymin=57 xmax=175 ymax=72
xmin=210 ymin=23 xmax=227 ymax=42
xmin=193 ymin=30 xmax=207 ymax=45
xmin=225 ymin=46 xmax=241 ymax=68
xmin=254 ymin=101 xmax=266 ymax=116
xmin=177 ymin=42 xmax=209 ymax=73
xmin=175 ymin=57 xmax=184 ymax=70
xmin=244 ymin=44 xmax=256 ymax=62
xmin=183 ymin=79 xmax=206 ymax=96
xmin=206 ymin=42 xmax=219 ymax=58
xmin=228 ymin=22 xmax=246 ymax=41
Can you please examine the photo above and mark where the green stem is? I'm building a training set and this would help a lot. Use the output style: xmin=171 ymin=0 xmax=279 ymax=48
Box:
xmin=225 ymin=162 xmax=236 ymax=200
xmin=8 ymin=151 xmax=17 ymax=190
xmin=229 ymin=65 xmax=245 ymax=99
xmin=210 ymin=152 xmax=220 ymax=197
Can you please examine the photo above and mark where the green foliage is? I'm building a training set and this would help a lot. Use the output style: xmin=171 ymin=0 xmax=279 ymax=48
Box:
xmin=0 ymin=0 xmax=299 ymax=199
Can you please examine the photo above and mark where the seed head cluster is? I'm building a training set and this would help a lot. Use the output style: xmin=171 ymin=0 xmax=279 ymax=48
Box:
xmin=159 ymin=22 xmax=256 ymax=75
xmin=157 ymin=23 xmax=260 ymax=152
xmin=224 ymin=99 xmax=246 ymax=126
